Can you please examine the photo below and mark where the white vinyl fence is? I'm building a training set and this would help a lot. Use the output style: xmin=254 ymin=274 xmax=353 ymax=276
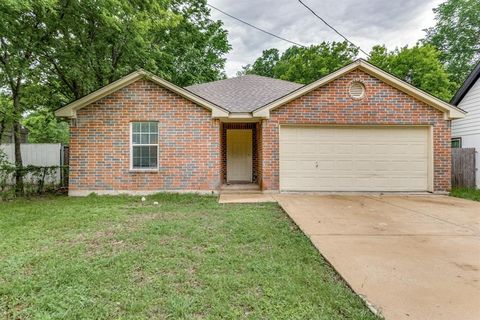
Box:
xmin=0 ymin=143 xmax=62 ymax=183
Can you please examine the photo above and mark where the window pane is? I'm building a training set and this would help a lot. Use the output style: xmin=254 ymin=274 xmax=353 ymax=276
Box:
xmin=133 ymin=146 xmax=140 ymax=157
xmin=132 ymin=133 xmax=140 ymax=144
xmin=140 ymin=134 xmax=149 ymax=144
xmin=149 ymin=146 xmax=157 ymax=158
xmin=150 ymin=157 xmax=157 ymax=167
xmin=451 ymin=138 xmax=461 ymax=148
xmin=150 ymin=134 xmax=158 ymax=144
xmin=133 ymin=157 xmax=141 ymax=168
xmin=141 ymin=122 xmax=149 ymax=132
xmin=150 ymin=122 xmax=158 ymax=133
xmin=132 ymin=122 xmax=141 ymax=133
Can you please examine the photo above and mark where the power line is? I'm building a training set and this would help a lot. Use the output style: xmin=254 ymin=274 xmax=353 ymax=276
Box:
xmin=297 ymin=0 xmax=370 ymax=57
xmin=206 ymin=3 xmax=307 ymax=48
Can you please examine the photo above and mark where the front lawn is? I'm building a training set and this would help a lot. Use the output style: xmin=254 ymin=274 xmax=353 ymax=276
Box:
xmin=450 ymin=187 xmax=480 ymax=202
xmin=0 ymin=194 xmax=378 ymax=320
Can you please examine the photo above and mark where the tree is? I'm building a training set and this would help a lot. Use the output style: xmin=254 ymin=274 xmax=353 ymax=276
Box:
xmin=241 ymin=42 xmax=358 ymax=84
xmin=164 ymin=0 xmax=231 ymax=85
xmin=0 ymin=0 xmax=231 ymax=195
xmin=23 ymin=109 xmax=69 ymax=144
xmin=241 ymin=48 xmax=280 ymax=77
xmin=39 ymin=0 xmax=230 ymax=104
xmin=368 ymin=44 xmax=455 ymax=101
xmin=0 ymin=1 xmax=53 ymax=195
xmin=0 ymin=94 xmax=14 ymax=143
xmin=424 ymin=0 xmax=480 ymax=84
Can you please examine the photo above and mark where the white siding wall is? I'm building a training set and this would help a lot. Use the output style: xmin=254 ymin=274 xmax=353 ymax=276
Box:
xmin=452 ymin=77 xmax=480 ymax=188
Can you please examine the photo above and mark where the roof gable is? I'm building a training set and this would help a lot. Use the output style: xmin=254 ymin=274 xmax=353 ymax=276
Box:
xmin=55 ymin=70 xmax=229 ymax=118
xmin=253 ymin=59 xmax=466 ymax=120
xmin=185 ymin=75 xmax=303 ymax=112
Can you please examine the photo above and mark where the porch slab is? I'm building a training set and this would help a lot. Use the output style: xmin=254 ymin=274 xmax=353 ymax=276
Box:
xmin=218 ymin=193 xmax=276 ymax=203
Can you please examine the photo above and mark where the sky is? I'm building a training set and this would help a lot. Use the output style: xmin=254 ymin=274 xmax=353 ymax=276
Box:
xmin=208 ymin=0 xmax=445 ymax=77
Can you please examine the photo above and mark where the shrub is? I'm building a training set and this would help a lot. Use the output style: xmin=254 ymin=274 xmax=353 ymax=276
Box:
xmin=0 ymin=150 xmax=68 ymax=199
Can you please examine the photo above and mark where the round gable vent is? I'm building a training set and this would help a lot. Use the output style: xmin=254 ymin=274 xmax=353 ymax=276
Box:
xmin=349 ymin=81 xmax=365 ymax=99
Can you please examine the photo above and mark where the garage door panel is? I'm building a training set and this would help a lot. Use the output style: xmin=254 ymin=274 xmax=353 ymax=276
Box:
xmin=280 ymin=126 xmax=430 ymax=191
xmin=334 ymin=160 xmax=354 ymax=170
xmin=334 ymin=144 xmax=354 ymax=154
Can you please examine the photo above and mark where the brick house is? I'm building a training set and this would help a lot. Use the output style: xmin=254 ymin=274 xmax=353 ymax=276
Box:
xmin=55 ymin=59 xmax=465 ymax=196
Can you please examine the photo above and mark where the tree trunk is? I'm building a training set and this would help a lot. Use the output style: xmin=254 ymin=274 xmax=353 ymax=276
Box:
xmin=12 ymin=94 xmax=23 ymax=196
xmin=0 ymin=116 xmax=6 ymax=143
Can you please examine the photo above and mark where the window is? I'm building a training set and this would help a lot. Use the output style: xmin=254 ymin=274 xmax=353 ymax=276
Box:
xmin=131 ymin=122 xmax=158 ymax=170
xmin=451 ymin=137 xmax=462 ymax=148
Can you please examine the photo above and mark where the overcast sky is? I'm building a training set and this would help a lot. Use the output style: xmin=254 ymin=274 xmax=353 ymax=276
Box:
xmin=208 ymin=0 xmax=444 ymax=77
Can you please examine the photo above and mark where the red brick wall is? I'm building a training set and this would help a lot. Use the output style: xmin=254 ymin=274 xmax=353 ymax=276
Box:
xmin=260 ymin=69 xmax=451 ymax=192
xmin=69 ymin=79 xmax=221 ymax=193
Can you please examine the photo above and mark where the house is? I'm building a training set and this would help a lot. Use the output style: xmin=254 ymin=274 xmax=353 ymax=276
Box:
xmin=451 ymin=61 xmax=480 ymax=188
xmin=55 ymin=59 xmax=465 ymax=196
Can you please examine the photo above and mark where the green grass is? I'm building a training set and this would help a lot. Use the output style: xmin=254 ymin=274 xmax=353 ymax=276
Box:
xmin=450 ymin=187 xmax=480 ymax=202
xmin=0 ymin=193 xmax=378 ymax=320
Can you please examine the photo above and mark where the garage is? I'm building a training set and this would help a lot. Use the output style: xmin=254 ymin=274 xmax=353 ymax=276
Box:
xmin=279 ymin=126 xmax=431 ymax=192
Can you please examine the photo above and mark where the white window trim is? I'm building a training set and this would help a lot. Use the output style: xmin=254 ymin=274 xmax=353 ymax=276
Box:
xmin=129 ymin=121 xmax=159 ymax=172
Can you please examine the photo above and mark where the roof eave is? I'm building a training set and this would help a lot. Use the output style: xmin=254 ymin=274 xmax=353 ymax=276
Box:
xmin=252 ymin=59 xmax=466 ymax=120
xmin=450 ymin=60 xmax=480 ymax=105
xmin=54 ymin=70 xmax=229 ymax=119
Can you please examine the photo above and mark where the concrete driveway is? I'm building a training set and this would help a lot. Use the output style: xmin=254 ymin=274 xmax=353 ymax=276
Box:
xmin=275 ymin=194 xmax=480 ymax=320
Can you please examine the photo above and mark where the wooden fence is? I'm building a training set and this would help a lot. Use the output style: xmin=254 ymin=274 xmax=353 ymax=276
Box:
xmin=451 ymin=148 xmax=476 ymax=188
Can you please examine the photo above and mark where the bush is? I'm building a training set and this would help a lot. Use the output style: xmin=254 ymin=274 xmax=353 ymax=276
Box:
xmin=0 ymin=150 xmax=68 ymax=199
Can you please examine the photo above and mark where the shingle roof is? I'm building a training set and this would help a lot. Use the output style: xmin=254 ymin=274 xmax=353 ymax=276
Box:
xmin=185 ymin=75 xmax=304 ymax=113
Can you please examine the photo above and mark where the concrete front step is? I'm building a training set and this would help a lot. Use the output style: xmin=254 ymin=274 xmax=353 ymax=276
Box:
xmin=220 ymin=183 xmax=261 ymax=194
xmin=220 ymin=189 xmax=263 ymax=194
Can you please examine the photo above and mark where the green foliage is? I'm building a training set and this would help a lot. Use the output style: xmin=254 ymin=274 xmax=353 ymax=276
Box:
xmin=0 ymin=95 xmax=14 ymax=142
xmin=450 ymin=188 xmax=480 ymax=202
xmin=274 ymin=42 xmax=358 ymax=84
xmin=22 ymin=109 xmax=69 ymax=144
xmin=240 ymin=48 xmax=280 ymax=77
xmin=242 ymin=42 xmax=358 ymax=84
xmin=164 ymin=0 xmax=231 ymax=85
xmin=368 ymin=44 xmax=455 ymax=101
xmin=39 ymin=0 xmax=230 ymax=103
xmin=423 ymin=0 xmax=480 ymax=84
xmin=0 ymin=194 xmax=379 ymax=319
xmin=0 ymin=0 xmax=231 ymax=145
xmin=0 ymin=163 xmax=68 ymax=199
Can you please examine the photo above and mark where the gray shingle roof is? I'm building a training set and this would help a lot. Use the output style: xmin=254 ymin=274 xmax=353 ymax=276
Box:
xmin=185 ymin=75 xmax=304 ymax=113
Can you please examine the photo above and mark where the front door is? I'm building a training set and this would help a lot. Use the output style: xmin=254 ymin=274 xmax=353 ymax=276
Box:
xmin=227 ymin=129 xmax=253 ymax=182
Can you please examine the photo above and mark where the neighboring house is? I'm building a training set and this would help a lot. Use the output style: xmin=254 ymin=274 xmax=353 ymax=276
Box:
xmin=55 ymin=59 xmax=465 ymax=196
xmin=451 ymin=61 xmax=480 ymax=188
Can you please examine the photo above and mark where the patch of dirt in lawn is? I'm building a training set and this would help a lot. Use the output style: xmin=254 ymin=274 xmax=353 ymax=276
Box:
xmin=62 ymin=212 xmax=163 ymax=257
xmin=131 ymin=266 xmax=153 ymax=286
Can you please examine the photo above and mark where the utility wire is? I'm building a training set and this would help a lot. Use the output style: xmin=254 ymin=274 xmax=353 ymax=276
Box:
xmin=297 ymin=0 xmax=370 ymax=57
xmin=207 ymin=3 xmax=307 ymax=48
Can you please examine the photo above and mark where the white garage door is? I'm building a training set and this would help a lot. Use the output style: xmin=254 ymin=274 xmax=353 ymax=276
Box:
xmin=280 ymin=126 xmax=430 ymax=192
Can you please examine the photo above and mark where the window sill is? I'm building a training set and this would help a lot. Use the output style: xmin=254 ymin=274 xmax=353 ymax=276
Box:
xmin=129 ymin=169 xmax=159 ymax=173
